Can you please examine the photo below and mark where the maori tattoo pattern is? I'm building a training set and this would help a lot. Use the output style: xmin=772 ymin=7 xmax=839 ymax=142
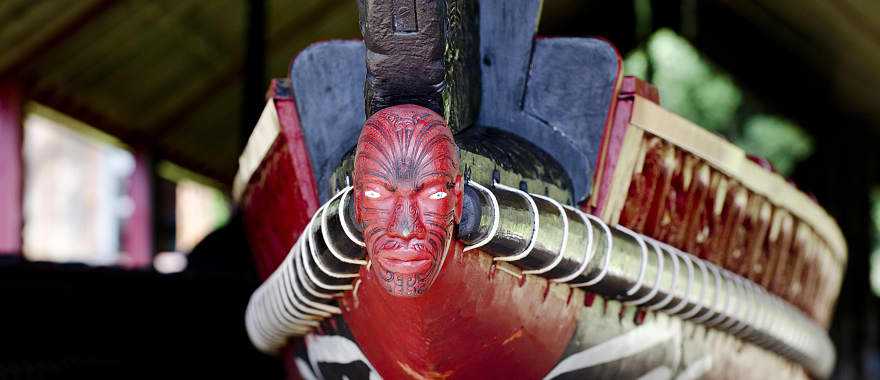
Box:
xmin=354 ymin=104 xmax=463 ymax=297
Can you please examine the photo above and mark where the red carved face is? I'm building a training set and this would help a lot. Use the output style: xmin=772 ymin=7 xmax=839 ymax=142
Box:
xmin=353 ymin=104 xmax=463 ymax=297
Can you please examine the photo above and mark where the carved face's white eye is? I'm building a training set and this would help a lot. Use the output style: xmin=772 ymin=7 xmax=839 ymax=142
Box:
xmin=428 ymin=191 xmax=447 ymax=200
xmin=364 ymin=190 xmax=381 ymax=199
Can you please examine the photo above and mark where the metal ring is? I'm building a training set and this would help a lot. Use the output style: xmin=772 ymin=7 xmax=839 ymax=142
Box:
xmin=764 ymin=293 xmax=781 ymax=348
xmin=552 ymin=206 xmax=595 ymax=283
xmin=665 ymin=247 xmax=693 ymax=315
xmin=679 ymin=255 xmax=707 ymax=320
xmin=256 ymin=290 xmax=304 ymax=344
xmin=266 ymin=268 xmax=322 ymax=326
xmin=300 ymin=228 xmax=354 ymax=291
xmin=250 ymin=297 xmax=286 ymax=348
xmin=254 ymin=281 xmax=307 ymax=341
xmin=756 ymin=282 xmax=771 ymax=336
xmin=277 ymin=251 xmax=333 ymax=318
xmin=339 ymin=187 xmax=365 ymax=247
xmin=294 ymin=240 xmax=341 ymax=299
xmin=272 ymin=252 xmax=328 ymax=319
xmin=647 ymin=242 xmax=679 ymax=311
xmin=523 ymin=192 xmax=569 ymax=275
xmin=571 ymin=214 xmax=613 ymax=287
xmin=322 ymin=187 xmax=368 ymax=265
xmin=694 ymin=263 xmax=727 ymax=327
xmin=718 ymin=270 xmax=741 ymax=330
xmin=615 ymin=225 xmax=649 ymax=297
xmin=627 ymin=237 xmax=664 ymax=306
xmin=692 ymin=258 xmax=714 ymax=322
xmin=728 ymin=275 xmax=751 ymax=335
xmin=246 ymin=303 xmax=276 ymax=351
xmin=266 ymin=255 xmax=330 ymax=321
xmin=283 ymin=251 xmax=342 ymax=315
xmin=741 ymin=280 xmax=761 ymax=339
xmin=463 ymin=181 xmax=500 ymax=252
xmin=492 ymin=182 xmax=539 ymax=262
xmin=307 ymin=209 xmax=359 ymax=279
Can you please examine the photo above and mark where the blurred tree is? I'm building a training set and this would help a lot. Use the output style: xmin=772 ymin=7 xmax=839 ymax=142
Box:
xmin=871 ymin=190 xmax=880 ymax=298
xmin=624 ymin=29 xmax=812 ymax=176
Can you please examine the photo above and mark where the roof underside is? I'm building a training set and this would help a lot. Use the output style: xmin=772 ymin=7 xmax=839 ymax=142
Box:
xmin=0 ymin=0 xmax=360 ymax=184
xmin=0 ymin=0 xmax=877 ymax=187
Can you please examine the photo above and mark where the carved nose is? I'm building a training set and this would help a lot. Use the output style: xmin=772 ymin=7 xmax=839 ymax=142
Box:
xmin=390 ymin=197 xmax=422 ymax=239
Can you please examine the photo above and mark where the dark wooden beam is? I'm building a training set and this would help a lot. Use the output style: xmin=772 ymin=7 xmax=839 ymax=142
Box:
xmin=29 ymin=84 xmax=235 ymax=186
xmin=0 ymin=0 xmax=120 ymax=80
xmin=149 ymin=0 xmax=348 ymax=141
xmin=152 ymin=174 xmax=177 ymax=254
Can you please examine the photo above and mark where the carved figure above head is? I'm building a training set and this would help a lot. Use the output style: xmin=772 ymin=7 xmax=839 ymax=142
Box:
xmin=353 ymin=104 xmax=463 ymax=297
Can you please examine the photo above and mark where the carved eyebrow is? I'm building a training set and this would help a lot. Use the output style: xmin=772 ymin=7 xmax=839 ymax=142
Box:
xmin=362 ymin=178 xmax=395 ymax=192
xmin=416 ymin=174 xmax=452 ymax=190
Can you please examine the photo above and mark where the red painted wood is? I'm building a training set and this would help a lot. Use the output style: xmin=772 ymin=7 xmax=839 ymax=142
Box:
xmin=0 ymin=83 xmax=23 ymax=254
xmin=338 ymin=104 xmax=579 ymax=378
xmin=121 ymin=150 xmax=153 ymax=268
xmin=240 ymin=83 xmax=321 ymax=378
xmin=590 ymin=76 xmax=659 ymax=214
xmin=598 ymin=77 xmax=827 ymax=321
xmin=342 ymin=244 xmax=579 ymax=380
xmin=240 ymin=82 xmax=319 ymax=279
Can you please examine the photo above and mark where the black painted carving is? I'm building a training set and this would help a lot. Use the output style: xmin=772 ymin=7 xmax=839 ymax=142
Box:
xmin=455 ymin=126 xmax=571 ymax=192
xmin=290 ymin=0 xmax=620 ymax=204
xmin=357 ymin=0 xmax=479 ymax=132
xmin=358 ymin=0 xmax=445 ymax=116
xmin=477 ymin=1 xmax=622 ymax=203
xmin=289 ymin=41 xmax=366 ymax=203
xmin=441 ymin=0 xmax=480 ymax=133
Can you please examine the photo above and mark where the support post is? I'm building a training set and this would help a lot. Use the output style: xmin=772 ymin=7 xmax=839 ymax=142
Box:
xmin=122 ymin=150 xmax=153 ymax=268
xmin=153 ymin=175 xmax=177 ymax=255
xmin=0 ymin=83 xmax=22 ymax=255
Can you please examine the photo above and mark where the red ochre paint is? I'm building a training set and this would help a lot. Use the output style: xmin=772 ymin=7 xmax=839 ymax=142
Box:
xmin=343 ymin=244 xmax=579 ymax=379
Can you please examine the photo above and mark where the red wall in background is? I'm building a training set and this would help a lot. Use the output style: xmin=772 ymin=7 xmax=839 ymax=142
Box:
xmin=0 ymin=83 xmax=22 ymax=255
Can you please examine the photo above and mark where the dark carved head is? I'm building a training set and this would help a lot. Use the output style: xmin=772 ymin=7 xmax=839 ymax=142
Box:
xmin=353 ymin=104 xmax=463 ymax=297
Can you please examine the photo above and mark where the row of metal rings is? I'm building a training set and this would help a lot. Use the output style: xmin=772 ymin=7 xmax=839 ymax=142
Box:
xmin=459 ymin=181 xmax=834 ymax=378
xmin=246 ymin=181 xmax=834 ymax=377
xmin=246 ymin=186 xmax=365 ymax=353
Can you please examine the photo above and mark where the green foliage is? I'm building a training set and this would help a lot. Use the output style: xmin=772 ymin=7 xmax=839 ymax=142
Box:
xmin=623 ymin=49 xmax=648 ymax=79
xmin=871 ymin=189 xmax=880 ymax=298
xmin=623 ymin=28 xmax=813 ymax=176
xmin=738 ymin=116 xmax=813 ymax=175
xmin=645 ymin=29 xmax=742 ymax=133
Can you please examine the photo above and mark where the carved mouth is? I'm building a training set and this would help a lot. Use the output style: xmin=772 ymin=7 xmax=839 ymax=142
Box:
xmin=376 ymin=249 xmax=433 ymax=274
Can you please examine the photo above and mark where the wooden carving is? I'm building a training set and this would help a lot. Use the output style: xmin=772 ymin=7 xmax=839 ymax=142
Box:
xmin=358 ymin=0 xmax=479 ymax=132
xmin=237 ymin=1 xmax=844 ymax=379
xmin=353 ymin=104 xmax=463 ymax=297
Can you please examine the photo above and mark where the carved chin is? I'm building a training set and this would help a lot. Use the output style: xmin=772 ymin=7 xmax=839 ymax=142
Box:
xmin=372 ymin=252 xmax=442 ymax=297
xmin=371 ymin=259 xmax=439 ymax=297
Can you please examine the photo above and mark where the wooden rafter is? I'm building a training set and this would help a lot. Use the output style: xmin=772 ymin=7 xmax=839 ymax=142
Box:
xmin=0 ymin=0 xmax=120 ymax=80
xmin=148 ymin=0 xmax=350 ymax=141
xmin=29 ymin=84 xmax=235 ymax=186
